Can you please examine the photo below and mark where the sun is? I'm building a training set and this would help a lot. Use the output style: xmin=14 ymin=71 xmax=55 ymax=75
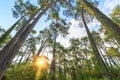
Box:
xmin=36 ymin=57 xmax=47 ymax=67
xmin=38 ymin=59 xmax=45 ymax=65
xmin=33 ymin=55 xmax=49 ymax=70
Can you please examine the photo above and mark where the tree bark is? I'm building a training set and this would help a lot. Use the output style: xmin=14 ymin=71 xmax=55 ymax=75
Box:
xmin=0 ymin=0 xmax=67 ymax=79
xmin=50 ymin=30 xmax=56 ymax=80
xmin=36 ymin=40 xmax=47 ymax=56
xmin=24 ymin=51 xmax=32 ymax=64
xmin=0 ymin=6 xmax=49 ymax=79
xmin=83 ymin=0 xmax=120 ymax=44
xmin=81 ymin=7 xmax=112 ymax=79
xmin=0 ymin=8 xmax=41 ymax=63
xmin=0 ymin=15 xmax=24 ymax=47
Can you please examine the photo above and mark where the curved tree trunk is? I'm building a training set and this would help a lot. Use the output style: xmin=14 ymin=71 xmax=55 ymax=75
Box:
xmin=82 ymin=0 xmax=120 ymax=44
xmin=81 ymin=7 xmax=112 ymax=79
xmin=0 ymin=15 xmax=25 ymax=47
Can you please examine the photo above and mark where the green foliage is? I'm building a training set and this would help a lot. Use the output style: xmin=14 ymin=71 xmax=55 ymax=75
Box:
xmin=110 ymin=5 xmax=120 ymax=26
xmin=108 ymin=47 xmax=119 ymax=57
xmin=5 ymin=63 xmax=36 ymax=80
xmin=1 ymin=0 xmax=120 ymax=80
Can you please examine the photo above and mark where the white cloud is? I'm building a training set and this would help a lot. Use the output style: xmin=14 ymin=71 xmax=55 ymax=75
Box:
xmin=57 ymin=35 xmax=71 ymax=47
xmin=68 ymin=19 xmax=86 ymax=38
xmin=57 ymin=0 xmax=120 ymax=48
xmin=69 ymin=19 xmax=79 ymax=26
xmin=57 ymin=19 xmax=87 ymax=48
xmin=98 ymin=0 xmax=120 ymax=15
xmin=88 ymin=19 xmax=100 ymax=31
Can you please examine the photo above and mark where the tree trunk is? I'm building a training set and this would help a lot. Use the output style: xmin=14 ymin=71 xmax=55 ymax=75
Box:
xmin=17 ymin=47 xmax=27 ymax=65
xmin=99 ymin=48 xmax=110 ymax=68
xmin=50 ymin=30 xmax=56 ymax=80
xmin=0 ymin=7 xmax=41 ymax=63
xmin=0 ymin=0 xmax=65 ymax=79
xmin=0 ymin=6 xmax=49 ymax=79
xmin=36 ymin=40 xmax=47 ymax=56
xmin=17 ymin=53 xmax=25 ymax=65
xmin=85 ymin=54 xmax=91 ymax=74
xmin=102 ymin=44 xmax=120 ymax=69
xmin=81 ymin=7 xmax=112 ymax=79
xmin=78 ymin=54 xmax=84 ymax=72
xmin=84 ymin=45 xmax=91 ymax=74
xmin=14 ymin=52 xmax=20 ymax=65
xmin=24 ymin=51 xmax=32 ymax=64
xmin=0 ymin=15 xmax=24 ymax=47
xmin=83 ymin=0 xmax=120 ymax=44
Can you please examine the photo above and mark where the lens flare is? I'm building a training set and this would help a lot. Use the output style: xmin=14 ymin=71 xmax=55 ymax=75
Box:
xmin=34 ymin=56 xmax=49 ymax=80
xmin=33 ymin=56 xmax=49 ymax=70
xmin=36 ymin=57 xmax=46 ymax=68
xmin=38 ymin=59 xmax=45 ymax=65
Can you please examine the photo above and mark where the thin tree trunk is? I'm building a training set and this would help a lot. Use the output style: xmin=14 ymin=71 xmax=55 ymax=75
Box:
xmin=81 ymin=7 xmax=112 ymax=79
xmin=15 ymin=52 xmax=20 ymax=64
xmin=83 ymin=0 xmax=120 ymax=44
xmin=102 ymin=42 xmax=120 ymax=69
xmin=0 ymin=6 xmax=49 ymax=79
xmin=78 ymin=54 xmax=84 ymax=72
xmin=50 ymin=30 xmax=56 ymax=80
xmin=85 ymin=54 xmax=91 ymax=74
xmin=99 ymin=48 xmax=110 ymax=68
xmin=84 ymin=45 xmax=91 ymax=74
xmin=72 ymin=67 xmax=76 ymax=80
xmin=17 ymin=48 xmax=28 ymax=66
xmin=17 ymin=53 xmax=25 ymax=65
xmin=0 ymin=15 xmax=25 ymax=47
xmin=0 ymin=0 xmax=65 ymax=79
xmin=24 ymin=51 xmax=32 ymax=64
xmin=110 ymin=56 xmax=120 ymax=69
xmin=0 ymin=7 xmax=41 ymax=62
xmin=36 ymin=40 xmax=47 ymax=56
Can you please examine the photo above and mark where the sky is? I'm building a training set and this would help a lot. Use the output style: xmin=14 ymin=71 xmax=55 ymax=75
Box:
xmin=0 ymin=0 xmax=120 ymax=47
xmin=0 ymin=0 xmax=16 ymax=29
xmin=57 ymin=0 xmax=120 ymax=47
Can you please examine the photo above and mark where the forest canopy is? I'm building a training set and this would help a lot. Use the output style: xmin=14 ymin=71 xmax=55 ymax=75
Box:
xmin=0 ymin=0 xmax=120 ymax=80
